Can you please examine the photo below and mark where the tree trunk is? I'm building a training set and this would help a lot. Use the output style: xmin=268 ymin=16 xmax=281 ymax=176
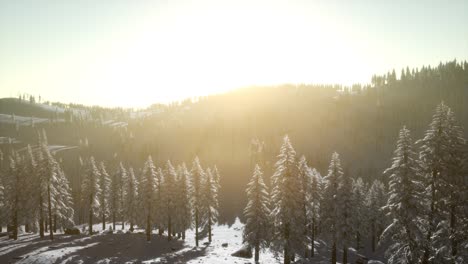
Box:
xmin=146 ymin=214 xmax=151 ymax=241
xmin=25 ymin=223 xmax=30 ymax=233
xmin=284 ymin=223 xmax=290 ymax=264
xmin=89 ymin=194 xmax=93 ymax=236
xmin=158 ymin=226 xmax=163 ymax=236
xmin=47 ymin=184 xmax=53 ymax=240
xmin=112 ymin=211 xmax=116 ymax=231
xmin=182 ymin=229 xmax=186 ymax=240
xmin=168 ymin=213 xmax=172 ymax=241
xmin=45 ymin=219 xmax=48 ymax=232
xmin=53 ymin=214 xmax=57 ymax=233
xmin=284 ymin=246 xmax=290 ymax=264
xmin=195 ymin=209 xmax=199 ymax=247
xmin=102 ymin=213 xmax=106 ymax=230
xmin=356 ymin=231 xmax=360 ymax=251
xmin=122 ymin=220 xmax=124 ymax=230
xmin=208 ymin=210 xmax=212 ymax=243
xmin=12 ymin=207 xmax=18 ymax=240
xmin=343 ymin=244 xmax=348 ymax=264
xmin=130 ymin=222 xmax=134 ymax=232
xmin=79 ymin=203 xmax=84 ymax=226
xmin=331 ymin=241 xmax=336 ymax=264
xmin=371 ymin=220 xmax=376 ymax=252
xmin=303 ymin=204 xmax=308 ymax=258
xmin=39 ymin=203 xmax=44 ymax=237
xmin=255 ymin=241 xmax=260 ymax=263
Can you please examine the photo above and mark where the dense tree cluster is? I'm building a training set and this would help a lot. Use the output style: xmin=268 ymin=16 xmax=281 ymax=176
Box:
xmin=77 ymin=155 xmax=221 ymax=243
xmin=381 ymin=102 xmax=467 ymax=264
xmin=242 ymin=102 xmax=466 ymax=264
xmin=0 ymin=133 xmax=221 ymax=246
xmin=0 ymin=130 xmax=74 ymax=240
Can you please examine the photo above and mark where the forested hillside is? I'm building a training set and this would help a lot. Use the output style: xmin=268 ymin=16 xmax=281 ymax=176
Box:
xmin=0 ymin=60 xmax=467 ymax=223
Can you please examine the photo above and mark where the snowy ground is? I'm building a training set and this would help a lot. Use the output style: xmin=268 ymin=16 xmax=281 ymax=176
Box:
xmin=0 ymin=219 xmax=386 ymax=263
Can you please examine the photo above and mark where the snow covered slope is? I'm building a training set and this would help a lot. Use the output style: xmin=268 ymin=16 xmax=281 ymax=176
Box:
xmin=0 ymin=219 xmax=385 ymax=264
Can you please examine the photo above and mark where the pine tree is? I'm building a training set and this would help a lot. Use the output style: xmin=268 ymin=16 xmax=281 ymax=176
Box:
xmin=39 ymin=138 xmax=59 ymax=240
xmin=308 ymin=167 xmax=322 ymax=257
xmin=175 ymin=163 xmax=191 ymax=240
xmin=110 ymin=162 xmax=126 ymax=230
xmin=421 ymin=105 xmax=467 ymax=263
xmin=0 ymin=174 xmax=4 ymax=233
xmin=34 ymin=135 xmax=48 ymax=238
xmin=366 ymin=179 xmax=387 ymax=252
xmin=337 ymin=164 xmax=353 ymax=264
xmin=298 ymin=155 xmax=311 ymax=258
xmin=202 ymin=168 xmax=218 ymax=243
xmin=243 ymin=164 xmax=271 ymax=263
xmin=77 ymin=156 xmax=85 ymax=226
xmin=124 ymin=167 xmax=138 ymax=232
xmin=270 ymin=135 xmax=304 ymax=264
xmin=98 ymin=162 xmax=111 ymax=230
xmin=381 ymin=126 xmax=425 ymax=264
xmin=156 ymin=167 xmax=164 ymax=236
xmin=118 ymin=163 xmax=127 ymax=230
xmin=351 ymin=177 xmax=367 ymax=251
xmin=35 ymin=131 xmax=54 ymax=237
xmin=81 ymin=156 xmax=101 ymax=236
xmin=0 ymin=149 xmax=3 ymax=233
xmin=190 ymin=156 xmax=205 ymax=247
xmin=5 ymin=155 xmax=21 ymax=240
xmin=314 ymin=168 xmax=327 ymax=236
xmin=53 ymin=163 xmax=74 ymax=231
xmin=417 ymin=102 xmax=451 ymax=263
xmin=322 ymin=152 xmax=342 ymax=264
xmin=0 ymin=175 xmax=7 ymax=233
xmin=139 ymin=156 xmax=157 ymax=241
xmin=22 ymin=145 xmax=38 ymax=234
xmin=443 ymin=108 xmax=467 ymax=263
xmin=163 ymin=160 xmax=177 ymax=241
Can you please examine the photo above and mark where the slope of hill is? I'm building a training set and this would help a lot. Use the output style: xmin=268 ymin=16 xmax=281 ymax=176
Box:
xmin=0 ymin=60 xmax=467 ymax=224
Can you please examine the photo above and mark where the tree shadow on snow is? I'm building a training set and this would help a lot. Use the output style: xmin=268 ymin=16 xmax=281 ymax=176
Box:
xmin=0 ymin=233 xmax=90 ymax=262
xmin=0 ymin=233 xmax=208 ymax=264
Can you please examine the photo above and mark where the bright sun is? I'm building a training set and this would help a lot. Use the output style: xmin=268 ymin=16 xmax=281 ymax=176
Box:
xmin=4 ymin=1 xmax=374 ymax=108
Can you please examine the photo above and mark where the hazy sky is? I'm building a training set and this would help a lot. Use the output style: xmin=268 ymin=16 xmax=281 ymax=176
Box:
xmin=0 ymin=0 xmax=467 ymax=107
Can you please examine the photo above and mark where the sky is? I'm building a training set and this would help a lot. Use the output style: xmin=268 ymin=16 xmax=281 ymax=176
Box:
xmin=0 ymin=0 xmax=467 ymax=108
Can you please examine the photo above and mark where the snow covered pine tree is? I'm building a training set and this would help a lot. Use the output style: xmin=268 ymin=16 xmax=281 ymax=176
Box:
xmin=98 ymin=162 xmax=110 ymax=230
xmin=322 ymin=152 xmax=343 ymax=264
xmin=202 ymin=168 xmax=219 ymax=243
xmin=271 ymin=135 xmax=305 ymax=264
xmin=381 ymin=126 xmax=425 ymax=264
xmin=243 ymin=164 xmax=271 ymax=263
xmin=139 ymin=156 xmax=157 ymax=241
xmin=124 ymin=167 xmax=138 ymax=232
xmin=175 ymin=163 xmax=191 ymax=240
xmin=163 ymin=160 xmax=177 ymax=241
xmin=190 ymin=157 xmax=205 ymax=247
xmin=81 ymin=156 xmax=101 ymax=236
xmin=417 ymin=102 xmax=467 ymax=263
xmin=337 ymin=160 xmax=353 ymax=264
